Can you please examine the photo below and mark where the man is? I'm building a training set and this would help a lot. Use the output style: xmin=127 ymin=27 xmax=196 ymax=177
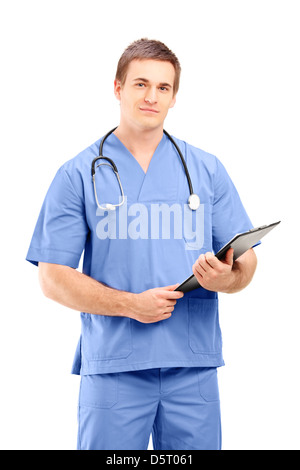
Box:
xmin=26 ymin=38 xmax=257 ymax=450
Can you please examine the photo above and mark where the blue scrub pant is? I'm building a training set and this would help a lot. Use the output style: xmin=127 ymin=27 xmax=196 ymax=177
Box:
xmin=77 ymin=367 xmax=222 ymax=450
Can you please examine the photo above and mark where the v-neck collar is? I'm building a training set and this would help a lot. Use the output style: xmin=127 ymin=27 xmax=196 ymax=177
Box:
xmin=105 ymin=131 xmax=178 ymax=203
xmin=110 ymin=132 xmax=167 ymax=176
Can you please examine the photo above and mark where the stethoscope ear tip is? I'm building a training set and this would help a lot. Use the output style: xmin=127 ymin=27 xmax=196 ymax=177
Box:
xmin=106 ymin=203 xmax=116 ymax=211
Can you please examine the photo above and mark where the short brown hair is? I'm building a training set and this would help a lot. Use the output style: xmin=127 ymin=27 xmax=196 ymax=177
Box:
xmin=115 ymin=38 xmax=181 ymax=96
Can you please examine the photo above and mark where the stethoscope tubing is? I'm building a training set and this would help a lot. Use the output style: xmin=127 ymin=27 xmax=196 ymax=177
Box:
xmin=162 ymin=129 xmax=194 ymax=197
xmin=92 ymin=127 xmax=199 ymax=211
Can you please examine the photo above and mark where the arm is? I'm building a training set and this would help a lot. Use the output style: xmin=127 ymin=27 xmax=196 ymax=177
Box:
xmin=192 ymin=248 xmax=257 ymax=294
xmin=38 ymin=262 xmax=184 ymax=323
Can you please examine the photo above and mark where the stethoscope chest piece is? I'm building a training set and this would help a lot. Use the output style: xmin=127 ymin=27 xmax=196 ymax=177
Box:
xmin=188 ymin=193 xmax=201 ymax=211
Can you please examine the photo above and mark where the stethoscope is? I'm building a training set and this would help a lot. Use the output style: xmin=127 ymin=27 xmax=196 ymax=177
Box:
xmin=91 ymin=127 xmax=201 ymax=211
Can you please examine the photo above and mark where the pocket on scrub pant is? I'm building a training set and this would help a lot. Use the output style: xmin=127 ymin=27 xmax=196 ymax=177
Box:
xmin=79 ymin=374 xmax=119 ymax=409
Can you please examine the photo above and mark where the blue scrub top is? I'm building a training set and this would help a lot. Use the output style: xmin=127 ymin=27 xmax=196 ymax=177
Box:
xmin=26 ymin=132 xmax=254 ymax=375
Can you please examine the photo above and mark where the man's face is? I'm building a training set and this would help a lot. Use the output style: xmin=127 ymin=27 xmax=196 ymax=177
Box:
xmin=114 ymin=59 xmax=177 ymax=131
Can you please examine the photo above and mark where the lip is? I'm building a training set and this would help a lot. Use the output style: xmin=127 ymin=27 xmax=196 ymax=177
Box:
xmin=139 ymin=107 xmax=159 ymax=114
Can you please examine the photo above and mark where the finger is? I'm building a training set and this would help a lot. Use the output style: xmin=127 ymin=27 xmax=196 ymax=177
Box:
xmin=194 ymin=258 xmax=208 ymax=276
xmin=158 ymin=287 xmax=184 ymax=299
xmin=162 ymin=290 xmax=184 ymax=299
xmin=166 ymin=299 xmax=177 ymax=306
xmin=164 ymin=305 xmax=175 ymax=313
xmin=159 ymin=300 xmax=177 ymax=311
xmin=205 ymin=252 xmax=219 ymax=269
xmin=197 ymin=254 xmax=207 ymax=272
xmin=193 ymin=263 xmax=203 ymax=278
xmin=161 ymin=313 xmax=172 ymax=320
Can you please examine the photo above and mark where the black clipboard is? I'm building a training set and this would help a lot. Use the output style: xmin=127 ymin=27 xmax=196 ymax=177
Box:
xmin=175 ymin=221 xmax=281 ymax=293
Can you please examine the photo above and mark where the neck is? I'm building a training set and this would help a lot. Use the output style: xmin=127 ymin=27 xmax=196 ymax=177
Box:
xmin=114 ymin=121 xmax=164 ymax=160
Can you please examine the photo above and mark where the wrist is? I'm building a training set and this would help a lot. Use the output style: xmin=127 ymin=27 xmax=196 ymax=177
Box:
xmin=223 ymin=265 xmax=243 ymax=294
xmin=119 ymin=292 xmax=140 ymax=319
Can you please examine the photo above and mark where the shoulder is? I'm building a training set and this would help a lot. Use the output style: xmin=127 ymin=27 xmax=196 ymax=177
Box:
xmin=60 ymin=138 xmax=101 ymax=175
xmin=171 ymin=134 xmax=221 ymax=175
xmin=49 ymin=138 xmax=101 ymax=199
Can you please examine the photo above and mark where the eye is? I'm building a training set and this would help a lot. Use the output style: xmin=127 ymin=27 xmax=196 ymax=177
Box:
xmin=136 ymin=83 xmax=145 ymax=88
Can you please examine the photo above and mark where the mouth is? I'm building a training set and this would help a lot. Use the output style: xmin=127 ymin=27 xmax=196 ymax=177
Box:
xmin=139 ymin=107 xmax=159 ymax=114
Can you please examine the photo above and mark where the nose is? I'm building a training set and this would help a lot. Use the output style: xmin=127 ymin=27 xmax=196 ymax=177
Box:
xmin=145 ymin=86 xmax=158 ymax=105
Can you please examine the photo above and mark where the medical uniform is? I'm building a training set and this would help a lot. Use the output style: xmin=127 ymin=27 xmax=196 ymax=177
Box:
xmin=26 ymin=132 xmax=254 ymax=450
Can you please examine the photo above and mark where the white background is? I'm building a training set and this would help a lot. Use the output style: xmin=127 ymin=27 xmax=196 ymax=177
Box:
xmin=0 ymin=0 xmax=299 ymax=450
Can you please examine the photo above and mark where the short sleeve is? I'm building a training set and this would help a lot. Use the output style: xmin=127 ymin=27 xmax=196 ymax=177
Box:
xmin=26 ymin=166 xmax=89 ymax=268
xmin=212 ymin=159 xmax=254 ymax=254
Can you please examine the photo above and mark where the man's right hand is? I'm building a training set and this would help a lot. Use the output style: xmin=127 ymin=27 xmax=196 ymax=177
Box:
xmin=38 ymin=263 xmax=184 ymax=323
xmin=130 ymin=284 xmax=184 ymax=324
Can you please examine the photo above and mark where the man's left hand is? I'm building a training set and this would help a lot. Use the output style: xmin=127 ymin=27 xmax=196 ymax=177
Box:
xmin=192 ymin=248 xmax=235 ymax=293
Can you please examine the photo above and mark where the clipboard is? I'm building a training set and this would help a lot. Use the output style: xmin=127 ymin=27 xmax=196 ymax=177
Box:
xmin=175 ymin=221 xmax=281 ymax=293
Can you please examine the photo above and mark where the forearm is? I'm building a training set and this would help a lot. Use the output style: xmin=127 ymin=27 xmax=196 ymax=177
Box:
xmin=38 ymin=262 xmax=136 ymax=317
xmin=38 ymin=262 xmax=183 ymax=323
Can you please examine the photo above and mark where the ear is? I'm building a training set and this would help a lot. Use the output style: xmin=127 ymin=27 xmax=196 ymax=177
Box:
xmin=114 ymin=79 xmax=122 ymax=101
xmin=169 ymin=94 xmax=177 ymax=109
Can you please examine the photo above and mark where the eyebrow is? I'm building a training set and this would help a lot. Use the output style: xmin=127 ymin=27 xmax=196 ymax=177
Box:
xmin=133 ymin=78 xmax=173 ymax=88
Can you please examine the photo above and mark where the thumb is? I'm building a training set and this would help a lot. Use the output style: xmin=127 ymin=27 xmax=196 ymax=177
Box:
xmin=158 ymin=283 xmax=180 ymax=291
xmin=224 ymin=247 xmax=234 ymax=266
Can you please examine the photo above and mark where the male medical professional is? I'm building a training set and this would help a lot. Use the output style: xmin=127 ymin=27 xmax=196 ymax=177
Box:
xmin=26 ymin=39 xmax=257 ymax=450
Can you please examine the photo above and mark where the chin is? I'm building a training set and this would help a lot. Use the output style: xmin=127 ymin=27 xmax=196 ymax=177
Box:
xmin=137 ymin=118 xmax=163 ymax=131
